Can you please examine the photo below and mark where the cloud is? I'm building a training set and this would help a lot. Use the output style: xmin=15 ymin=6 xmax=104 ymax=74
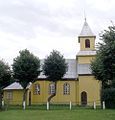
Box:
xmin=0 ymin=0 xmax=82 ymax=38
xmin=0 ymin=0 xmax=115 ymax=65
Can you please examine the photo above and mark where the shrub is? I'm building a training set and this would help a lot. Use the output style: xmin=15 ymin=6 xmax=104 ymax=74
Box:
xmin=102 ymin=88 xmax=115 ymax=108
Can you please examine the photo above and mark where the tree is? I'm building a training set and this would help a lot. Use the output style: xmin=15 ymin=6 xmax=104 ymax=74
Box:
xmin=12 ymin=49 xmax=40 ymax=109
xmin=91 ymin=25 xmax=115 ymax=108
xmin=91 ymin=25 xmax=115 ymax=88
xmin=0 ymin=60 xmax=11 ymax=110
xmin=42 ymin=50 xmax=68 ymax=103
xmin=102 ymin=88 xmax=115 ymax=108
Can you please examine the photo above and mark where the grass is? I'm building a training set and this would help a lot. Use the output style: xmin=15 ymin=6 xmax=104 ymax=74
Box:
xmin=0 ymin=108 xmax=115 ymax=120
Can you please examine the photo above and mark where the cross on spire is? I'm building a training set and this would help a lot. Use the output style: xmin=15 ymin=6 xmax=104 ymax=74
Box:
xmin=84 ymin=11 xmax=87 ymax=22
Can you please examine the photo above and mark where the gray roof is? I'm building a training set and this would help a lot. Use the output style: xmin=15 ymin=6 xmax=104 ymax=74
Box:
xmin=77 ymin=50 xmax=96 ymax=56
xmin=77 ymin=64 xmax=92 ymax=74
xmin=3 ymin=60 xmax=94 ymax=90
xmin=38 ymin=59 xmax=77 ymax=79
xmin=63 ymin=59 xmax=77 ymax=79
xmin=79 ymin=20 xmax=95 ymax=37
xmin=3 ymin=82 xmax=32 ymax=90
xmin=3 ymin=82 xmax=23 ymax=90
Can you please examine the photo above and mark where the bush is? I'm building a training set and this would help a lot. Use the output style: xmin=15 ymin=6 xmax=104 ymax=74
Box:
xmin=102 ymin=88 xmax=115 ymax=108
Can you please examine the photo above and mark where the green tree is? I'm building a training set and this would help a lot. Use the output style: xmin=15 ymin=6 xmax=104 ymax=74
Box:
xmin=42 ymin=50 xmax=68 ymax=103
xmin=0 ymin=60 xmax=11 ymax=110
xmin=12 ymin=49 xmax=40 ymax=109
xmin=91 ymin=25 xmax=115 ymax=108
xmin=91 ymin=25 xmax=115 ymax=88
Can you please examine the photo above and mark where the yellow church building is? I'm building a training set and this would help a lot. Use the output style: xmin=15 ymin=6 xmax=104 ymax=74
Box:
xmin=3 ymin=20 xmax=101 ymax=106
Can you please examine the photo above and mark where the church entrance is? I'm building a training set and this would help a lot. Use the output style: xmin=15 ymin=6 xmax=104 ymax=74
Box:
xmin=81 ymin=91 xmax=87 ymax=106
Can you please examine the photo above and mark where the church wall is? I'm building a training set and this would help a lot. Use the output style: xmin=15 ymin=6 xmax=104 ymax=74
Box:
xmin=78 ymin=56 xmax=95 ymax=64
xmin=3 ymin=90 xmax=24 ymax=105
xmin=79 ymin=37 xmax=95 ymax=51
xmin=78 ymin=75 xmax=101 ymax=105
xmin=30 ymin=80 xmax=77 ymax=104
xmin=76 ymin=80 xmax=80 ymax=104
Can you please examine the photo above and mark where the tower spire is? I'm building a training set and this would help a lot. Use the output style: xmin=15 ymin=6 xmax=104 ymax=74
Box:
xmin=79 ymin=16 xmax=95 ymax=37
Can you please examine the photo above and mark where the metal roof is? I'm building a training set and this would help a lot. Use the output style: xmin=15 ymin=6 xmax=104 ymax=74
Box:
xmin=3 ymin=60 xmax=94 ymax=90
xmin=77 ymin=64 xmax=92 ymax=74
xmin=77 ymin=50 xmax=96 ymax=56
xmin=79 ymin=20 xmax=95 ymax=37
xmin=63 ymin=59 xmax=77 ymax=79
xmin=3 ymin=82 xmax=32 ymax=90
xmin=3 ymin=82 xmax=23 ymax=90
xmin=38 ymin=59 xmax=77 ymax=79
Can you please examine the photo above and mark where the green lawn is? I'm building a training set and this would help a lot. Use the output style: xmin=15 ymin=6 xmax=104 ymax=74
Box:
xmin=0 ymin=109 xmax=115 ymax=120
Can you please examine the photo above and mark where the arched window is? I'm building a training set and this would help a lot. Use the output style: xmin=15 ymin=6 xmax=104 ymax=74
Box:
xmin=49 ymin=83 xmax=55 ymax=94
xmin=81 ymin=91 xmax=87 ymax=106
xmin=63 ymin=83 xmax=70 ymax=95
xmin=85 ymin=39 xmax=90 ymax=48
xmin=34 ymin=84 xmax=40 ymax=95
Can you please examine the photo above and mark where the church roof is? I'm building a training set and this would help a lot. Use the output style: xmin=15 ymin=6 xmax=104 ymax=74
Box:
xmin=3 ymin=82 xmax=23 ymax=90
xmin=77 ymin=50 xmax=96 ymax=56
xmin=63 ymin=59 xmax=77 ymax=79
xmin=79 ymin=20 xmax=95 ymax=37
xmin=3 ymin=59 xmax=78 ymax=90
xmin=38 ymin=59 xmax=77 ymax=79
xmin=3 ymin=59 xmax=93 ymax=90
xmin=3 ymin=82 xmax=32 ymax=90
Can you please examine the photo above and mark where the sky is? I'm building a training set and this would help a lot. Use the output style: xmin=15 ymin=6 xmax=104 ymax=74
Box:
xmin=0 ymin=0 xmax=115 ymax=65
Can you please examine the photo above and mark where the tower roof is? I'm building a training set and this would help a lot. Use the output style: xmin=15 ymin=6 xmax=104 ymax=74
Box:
xmin=79 ymin=19 xmax=95 ymax=37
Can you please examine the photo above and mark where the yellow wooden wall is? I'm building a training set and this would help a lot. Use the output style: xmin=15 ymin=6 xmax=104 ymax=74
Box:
xmin=3 ymin=78 xmax=101 ymax=106
xmin=78 ymin=56 xmax=95 ymax=64
xmin=79 ymin=37 xmax=95 ymax=51
xmin=30 ymin=80 xmax=77 ymax=104
xmin=78 ymin=76 xmax=101 ymax=105
xmin=3 ymin=90 xmax=23 ymax=105
xmin=77 ymin=52 xmax=101 ymax=105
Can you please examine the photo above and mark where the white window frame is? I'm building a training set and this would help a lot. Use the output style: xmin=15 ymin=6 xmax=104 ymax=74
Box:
xmin=7 ymin=91 xmax=13 ymax=100
xmin=34 ymin=84 xmax=40 ymax=95
xmin=63 ymin=83 xmax=70 ymax=95
xmin=49 ymin=83 xmax=55 ymax=94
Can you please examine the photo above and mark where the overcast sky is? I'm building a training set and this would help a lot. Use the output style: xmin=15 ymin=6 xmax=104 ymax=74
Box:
xmin=0 ymin=0 xmax=115 ymax=65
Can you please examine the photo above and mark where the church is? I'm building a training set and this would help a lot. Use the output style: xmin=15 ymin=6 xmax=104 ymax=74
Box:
xmin=3 ymin=20 xmax=101 ymax=106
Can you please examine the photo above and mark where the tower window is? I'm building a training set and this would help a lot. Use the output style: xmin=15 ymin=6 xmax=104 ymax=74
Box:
xmin=85 ymin=39 xmax=90 ymax=48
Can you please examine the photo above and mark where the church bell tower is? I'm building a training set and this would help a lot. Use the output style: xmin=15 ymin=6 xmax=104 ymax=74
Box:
xmin=76 ymin=19 xmax=100 ymax=106
xmin=78 ymin=19 xmax=96 ymax=51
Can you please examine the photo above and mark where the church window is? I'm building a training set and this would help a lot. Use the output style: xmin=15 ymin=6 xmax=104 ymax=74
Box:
xmin=7 ymin=91 xmax=13 ymax=100
xmin=63 ymin=83 xmax=70 ymax=95
xmin=34 ymin=84 xmax=40 ymax=95
xmin=49 ymin=83 xmax=55 ymax=94
xmin=85 ymin=39 xmax=90 ymax=48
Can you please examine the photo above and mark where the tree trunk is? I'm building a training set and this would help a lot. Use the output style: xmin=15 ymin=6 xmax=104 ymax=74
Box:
xmin=112 ymin=76 xmax=115 ymax=87
xmin=23 ymin=89 xmax=27 ymax=110
xmin=0 ymin=90 xmax=2 ymax=110
xmin=48 ymin=82 xmax=57 ymax=103
xmin=101 ymin=81 xmax=105 ymax=108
